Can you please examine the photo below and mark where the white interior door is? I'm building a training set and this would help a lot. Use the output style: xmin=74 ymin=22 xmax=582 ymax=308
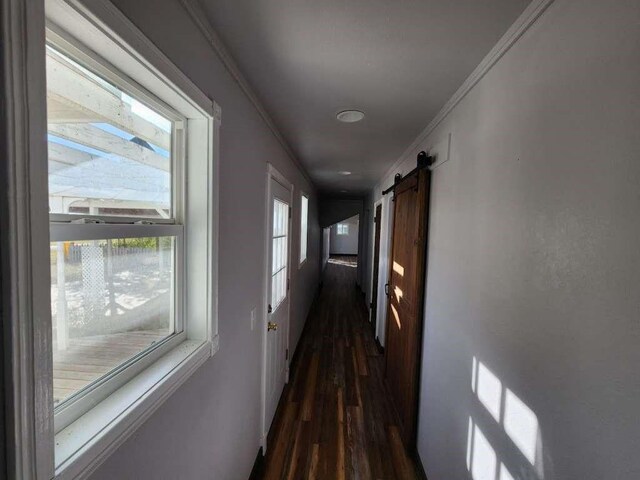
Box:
xmin=264 ymin=175 xmax=291 ymax=435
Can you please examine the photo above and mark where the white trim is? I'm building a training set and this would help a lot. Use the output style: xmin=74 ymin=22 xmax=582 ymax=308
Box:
xmin=49 ymin=213 xmax=176 ymax=225
xmin=1 ymin=0 xmax=55 ymax=477
xmin=380 ymin=0 xmax=556 ymax=183
xmin=207 ymin=103 xmax=222 ymax=356
xmin=261 ymin=163 xmax=294 ymax=450
xmin=178 ymin=0 xmax=315 ymax=187
xmin=49 ymin=223 xmax=183 ymax=242
xmin=47 ymin=0 xmax=214 ymax=118
xmin=298 ymin=191 xmax=309 ymax=268
xmin=54 ymin=339 xmax=212 ymax=480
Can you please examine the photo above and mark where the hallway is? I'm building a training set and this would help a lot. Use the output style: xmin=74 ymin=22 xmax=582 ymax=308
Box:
xmin=262 ymin=256 xmax=421 ymax=479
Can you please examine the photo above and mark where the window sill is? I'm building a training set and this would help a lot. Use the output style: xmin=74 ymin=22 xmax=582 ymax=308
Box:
xmin=54 ymin=336 xmax=218 ymax=479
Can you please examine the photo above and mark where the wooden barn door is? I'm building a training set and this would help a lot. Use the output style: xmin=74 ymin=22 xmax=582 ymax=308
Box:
xmin=384 ymin=168 xmax=431 ymax=449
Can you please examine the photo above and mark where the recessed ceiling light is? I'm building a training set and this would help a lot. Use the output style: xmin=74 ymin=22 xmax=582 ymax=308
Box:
xmin=339 ymin=171 xmax=351 ymax=175
xmin=336 ymin=110 xmax=365 ymax=123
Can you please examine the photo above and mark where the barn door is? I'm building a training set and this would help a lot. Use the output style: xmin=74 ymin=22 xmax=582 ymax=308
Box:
xmin=384 ymin=168 xmax=431 ymax=448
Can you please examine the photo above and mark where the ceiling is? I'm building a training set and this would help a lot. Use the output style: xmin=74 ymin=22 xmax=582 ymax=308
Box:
xmin=198 ymin=0 xmax=532 ymax=195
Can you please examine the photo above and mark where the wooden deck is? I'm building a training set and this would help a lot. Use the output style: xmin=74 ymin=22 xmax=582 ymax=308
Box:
xmin=53 ymin=329 xmax=170 ymax=405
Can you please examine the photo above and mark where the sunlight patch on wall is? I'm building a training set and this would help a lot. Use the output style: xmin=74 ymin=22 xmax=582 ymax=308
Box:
xmin=470 ymin=424 xmax=497 ymax=480
xmin=466 ymin=416 xmax=473 ymax=470
xmin=472 ymin=356 xmax=478 ymax=392
xmin=468 ymin=356 xmax=542 ymax=479
xmin=504 ymin=389 xmax=539 ymax=464
xmin=500 ymin=463 xmax=515 ymax=480
xmin=476 ymin=360 xmax=502 ymax=422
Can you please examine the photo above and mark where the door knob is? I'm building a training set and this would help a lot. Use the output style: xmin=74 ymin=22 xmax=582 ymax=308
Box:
xmin=268 ymin=322 xmax=278 ymax=331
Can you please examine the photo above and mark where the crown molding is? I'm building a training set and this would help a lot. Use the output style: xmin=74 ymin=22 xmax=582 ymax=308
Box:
xmin=379 ymin=0 xmax=556 ymax=185
xmin=179 ymin=0 xmax=314 ymax=187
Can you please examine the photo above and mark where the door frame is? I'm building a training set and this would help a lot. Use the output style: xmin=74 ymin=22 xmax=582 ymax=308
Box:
xmin=260 ymin=163 xmax=294 ymax=450
xmin=375 ymin=194 xmax=394 ymax=345
xmin=369 ymin=199 xmax=383 ymax=335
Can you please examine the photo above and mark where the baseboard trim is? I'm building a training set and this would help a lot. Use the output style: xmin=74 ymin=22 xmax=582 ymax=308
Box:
xmin=248 ymin=447 xmax=264 ymax=480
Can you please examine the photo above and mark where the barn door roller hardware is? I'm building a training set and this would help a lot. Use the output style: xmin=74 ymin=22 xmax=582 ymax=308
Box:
xmin=382 ymin=151 xmax=434 ymax=196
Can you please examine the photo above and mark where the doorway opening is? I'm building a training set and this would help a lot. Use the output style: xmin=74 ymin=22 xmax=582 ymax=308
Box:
xmin=327 ymin=214 xmax=359 ymax=270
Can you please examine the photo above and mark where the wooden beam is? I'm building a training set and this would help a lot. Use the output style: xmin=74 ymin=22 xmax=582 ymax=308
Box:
xmin=48 ymin=141 xmax=94 ymax=169
xmin=46 ymin=51 xmax=171 ymax=151
xmin=49 ymin=123 xmax=169 ymax=172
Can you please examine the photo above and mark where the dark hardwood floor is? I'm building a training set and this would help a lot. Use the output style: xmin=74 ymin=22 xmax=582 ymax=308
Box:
xmin=261 ymin=255 xmax=421 ymax=480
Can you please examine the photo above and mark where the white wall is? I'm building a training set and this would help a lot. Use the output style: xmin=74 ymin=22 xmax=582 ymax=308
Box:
xmin=89 ymin=1 xmax=320 ymax=479
xmin=366 ymin=0 xmax=640 ymax=478
xmin=329 ymin=215 xmax=359 ymax=255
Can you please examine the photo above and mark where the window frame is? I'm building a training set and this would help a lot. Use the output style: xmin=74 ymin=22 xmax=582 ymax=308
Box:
xmin=46 ymin=34 xmax=189 ymax=432
xmin=3 ymin=0 xmax=221 ymax=477
xmin=337 ymin=223 xmax=349 ymax=235
xmin=45 ymin=32 xmax=185 ymax=225
xmin=299 ymin=192 xmax=309 ymax=267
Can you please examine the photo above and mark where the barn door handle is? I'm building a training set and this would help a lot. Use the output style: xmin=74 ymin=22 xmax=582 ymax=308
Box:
xmin=384 ymin=283 xmax=390 ymax=296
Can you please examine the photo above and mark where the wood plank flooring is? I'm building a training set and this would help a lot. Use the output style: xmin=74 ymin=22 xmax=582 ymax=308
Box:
xmin=261 ymin=255 xmax=422 ymax=480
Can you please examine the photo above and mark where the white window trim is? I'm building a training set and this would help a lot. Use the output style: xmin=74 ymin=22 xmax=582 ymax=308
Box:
xmin=298 ymin=192 xmax=309 ymax=268
xmin=3 ymin=0 xmax=220 ymax=478
xmin=299 ymin=192 xmax=309 ymax=267
xmin=46 ymin=35 xmax=189 ymax=432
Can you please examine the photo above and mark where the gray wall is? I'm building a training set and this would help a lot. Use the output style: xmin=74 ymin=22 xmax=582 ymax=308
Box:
xmin=366 ymin=0 xmax=640 ymax=479
xmin=1 ymin=1 xmax=7 ymax=467
xmin=318 ymin=197 xmax=363 ymax=228
xmin=89 ymin=1 xmax=320 ymax=478
xmin=329 ymin=215 xmax=359 ymax=255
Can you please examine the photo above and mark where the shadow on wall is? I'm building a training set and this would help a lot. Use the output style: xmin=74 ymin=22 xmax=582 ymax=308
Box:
xmin=466 ymin=357 xmax=554 ymax=480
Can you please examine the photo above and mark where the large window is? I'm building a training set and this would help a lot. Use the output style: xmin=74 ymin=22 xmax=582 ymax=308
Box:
xmin=47 ymin=43 xmax=186 ymax=428
xmin=300 ymin=193 xmax=309 ymax=265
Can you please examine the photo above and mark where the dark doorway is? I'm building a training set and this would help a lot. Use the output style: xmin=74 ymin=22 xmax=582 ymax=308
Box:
xmin=384 ymin=168 xmax=431 ymax=449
